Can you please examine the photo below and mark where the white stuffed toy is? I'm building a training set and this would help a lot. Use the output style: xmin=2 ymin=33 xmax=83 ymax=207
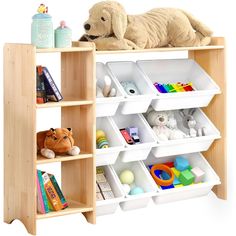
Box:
xmin=97 ymin=75 xmax=117 ymax=98
xmin=146 ymin=108 xmax=186 ymax=141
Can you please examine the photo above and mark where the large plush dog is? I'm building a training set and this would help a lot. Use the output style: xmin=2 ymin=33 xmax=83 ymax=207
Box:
xmin=81 ymin=1 xmax=213 ymax=50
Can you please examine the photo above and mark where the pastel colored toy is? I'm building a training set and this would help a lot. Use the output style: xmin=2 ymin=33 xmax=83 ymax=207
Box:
xmin=119 ymin=170 xmax=135 ymax=185
xmin=120 ymin=81 xmax=140 ymax=96
xmin=96 ymin=130 xmax=109 ymax=148
xmin=129 ymin=187 xmax=144 ymax=195
xmin=191 ymin=167 xmax=205 ymax=183
xmin=179 ymin=169 xmax=195 ymax=186
xmin=126 ymin=127 xmax=140 ymax=144
xmin=96 ymin=75 xmax=117 ymax=98
xmin=179 ymin=108 xmax=206 ymax=138
xmin=174 ymin=156 xmax=190 ymax=171
xmin=122 ymin=184 xmax=131 ymax=195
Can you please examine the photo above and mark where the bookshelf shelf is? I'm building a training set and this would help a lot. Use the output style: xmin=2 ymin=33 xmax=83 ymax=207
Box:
xmin=36 ymin=100 xmax=94 ymax=108
xmin=4 ymin=42 xmax=96 ymax=235
xmin=37 ymin=153 xmax=93 ymax=164
xmin=36 ymin=200 xmax=93 ymax=219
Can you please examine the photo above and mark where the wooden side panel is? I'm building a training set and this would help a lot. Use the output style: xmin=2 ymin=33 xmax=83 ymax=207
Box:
xmin=4 ymin=44 xmax=37 ymax=234
xmin=61 ymin=45 xmax=96 ymax=223
xmin=189 ymin=37 xmax=227 ymax=199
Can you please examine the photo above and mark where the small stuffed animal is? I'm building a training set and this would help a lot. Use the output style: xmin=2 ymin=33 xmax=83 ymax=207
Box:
xmin=80 ymin=1 xmax=212 ymax=50
xmin=97 ymin=75 xmax=117 ymax=98
xmin=37 ymin=128 xmax=80 ymax=159
xmin=179 ymin=109 xmax=206 ymax=137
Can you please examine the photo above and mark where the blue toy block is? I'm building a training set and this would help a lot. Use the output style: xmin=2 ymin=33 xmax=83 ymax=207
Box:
xmin=173 ymin=176 xmax=181 ymax=185
xmin=148 ymin=165 xmax=162 ymax=178
xmin=161 ymin=171 xmax=170 ymax=180
xmin=161 ymin=184 xmax=174 ymax=190
xmin=174 ymin=156 xmax=189 ymax=171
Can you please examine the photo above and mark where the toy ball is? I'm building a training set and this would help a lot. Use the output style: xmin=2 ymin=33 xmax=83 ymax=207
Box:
xmin=119 ymin=170 xmax=134 ymax=185
xmin=129 ymin=186 xmax=144 ymax=195
xmin=122 ymin=184 xmax=131 ymax=195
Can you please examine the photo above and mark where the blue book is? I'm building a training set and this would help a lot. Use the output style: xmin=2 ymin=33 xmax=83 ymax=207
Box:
xmin=37 ymin=170 xmax=50 ymax=213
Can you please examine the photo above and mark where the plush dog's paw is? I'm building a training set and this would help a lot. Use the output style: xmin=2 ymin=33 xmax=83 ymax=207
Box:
xmin=68 ymin=146 xmax=80 ymax=156
xmin=41 ymin=148 xmax=55 ymax=159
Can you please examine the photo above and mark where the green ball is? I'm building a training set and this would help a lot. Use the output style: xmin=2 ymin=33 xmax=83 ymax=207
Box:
xmin=119 ymin=170 xmax=134 ymax=184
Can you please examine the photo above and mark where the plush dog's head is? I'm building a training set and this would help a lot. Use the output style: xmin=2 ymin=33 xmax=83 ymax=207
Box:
xmin=83 ymin=1 xmax=127 ymax=40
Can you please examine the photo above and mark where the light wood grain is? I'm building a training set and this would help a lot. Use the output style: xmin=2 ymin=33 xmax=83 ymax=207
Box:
xmin=36 ymin=47 xmax=93 ymax=53
xmin=4 ymin=44 xmax=37 ymax=235
xmin=36 ymin=100 xmax=93 ymax=109
xmin=189 ymin=37 xmax=227 ymax=199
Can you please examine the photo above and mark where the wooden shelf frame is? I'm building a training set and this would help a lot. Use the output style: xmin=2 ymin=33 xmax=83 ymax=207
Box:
xmin=4 ymin=42 xmax=96 ymax=235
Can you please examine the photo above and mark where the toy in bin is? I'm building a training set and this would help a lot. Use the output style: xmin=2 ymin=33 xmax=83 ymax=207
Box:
xmin=119 ymin=170 xmax=144 ymax=195
xmin=154 ymin=82 xmax=194 ymax=93
xmin=120 ymin=81 xmax=140 ymax=96
xmin=96 ymin=130 xmax=109 ymax=148
xmin=120 ymin=127 xmax=140 ymax=144
xmin=149 ymin=156 xmax=205 ymax=190
xmin=96 ymin=167 xmax=115 ymax=201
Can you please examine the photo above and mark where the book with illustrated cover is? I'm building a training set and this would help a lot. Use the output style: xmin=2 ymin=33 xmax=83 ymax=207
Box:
xmin=49 ymin=174 xmax=68 ymax=209
xmin=42 ymin=67 xmax=63 ymax=102
xmin=37 ymin=170 xmax=50 ymax=213
xmin=36 ymin=172 xmax=45 ymax=214
xmin=42 ymin=172 xmax=63 ymax=211
xmin=36 ymin=66 xmax=47 ymax=104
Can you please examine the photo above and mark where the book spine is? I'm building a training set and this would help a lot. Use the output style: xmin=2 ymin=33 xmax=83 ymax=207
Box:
xmin=37 ymin=170 xmax=50 ymax=213
xmin=42 ymin=172 xmax=63 ymax=211
xmin=36 ymin=173 xmax=45 ymax=214
xmin=49 ymin=174 xmax=68 ymax=209
xmin=36 ymin=66 xmax=47 ymax=103
xmin=43 ymin=67 xmax=63 ymax=101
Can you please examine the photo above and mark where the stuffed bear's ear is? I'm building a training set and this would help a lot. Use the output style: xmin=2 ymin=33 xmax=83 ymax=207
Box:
xmin=179 ymin=109 xmax=185 ymax=117
xmin=111 ymin=9 xmax=127 ymax=40
xmin=188 ymin=108 xmax=196 ymax=116
xmin=67 ymin=128 xmax=73 ymax=135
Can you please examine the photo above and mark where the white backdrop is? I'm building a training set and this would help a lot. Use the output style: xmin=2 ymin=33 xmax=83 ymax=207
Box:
xmin=1 ymin=0 xmax=236 ymax=235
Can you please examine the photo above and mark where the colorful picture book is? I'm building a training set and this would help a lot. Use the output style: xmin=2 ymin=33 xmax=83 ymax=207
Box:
xmin=36 ymin=65 xmax=63 ymax=103
xmin=37 ymin=170 xmax=68 ymax=214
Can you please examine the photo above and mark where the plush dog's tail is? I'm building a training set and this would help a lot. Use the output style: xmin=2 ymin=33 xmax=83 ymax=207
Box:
xmin=182 ymin=10 xmax=213 ymax=37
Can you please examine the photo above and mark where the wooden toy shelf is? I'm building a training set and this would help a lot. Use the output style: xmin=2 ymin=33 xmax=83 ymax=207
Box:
xmin=4 ymin=42 xmax=96 ymax=235
xmin=96 ymin=37 xmax=227 ymax=200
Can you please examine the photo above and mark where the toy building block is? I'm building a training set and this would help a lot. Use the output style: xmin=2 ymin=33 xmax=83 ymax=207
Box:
xmin=171 ymin=167 xmax=180 ymax=178
xmin=191 ymin=167 xmax=205 ymax=183
xmin=179 ymin=169 xmax=194 ymax=186
xmin=163 ymin=162 xmax=174 ymax=168
xmin=98 ymin=182 xmax=112 ymax=192
xmin=96 ymin=192 xmax=104 ymax=201
xmin=96 ymin=183 xmax=101 ymax=193
xmin=102 ymin=191 xmax=115 ymax=199
xmin=96 ymin=167 xmax=105 ymax=174
xmin=96 ymin=173 xmax=107 ymax=183
xmin=149 ymin=165 xmax=162 ymax=177
xmin=161 ymin=171 xmax=170 ymax=180
xmin=161 ymin=184 xmax=174 ymax=190
xmin=174 ymin=156 xmax=190 ymax=171
xmin=174 ymin=184 xmax=184 ymax=188
xmin=173 ymin=177 xmax=181 ymax=185
xmin=188 ymin=165 xmax=193 ymax=171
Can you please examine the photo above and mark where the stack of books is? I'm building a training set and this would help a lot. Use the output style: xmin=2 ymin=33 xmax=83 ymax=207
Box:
xmin=37 ymin=170 xmax=68 ymax=214
xmin=36 ymin=66 xmax=63 ymax=104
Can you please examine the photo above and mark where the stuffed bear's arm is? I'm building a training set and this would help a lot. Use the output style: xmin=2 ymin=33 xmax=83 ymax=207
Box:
xmin=41 ymin=148 xmax=55 ymax=159
xmin=68 ymin=146 xmax=80 ymax=156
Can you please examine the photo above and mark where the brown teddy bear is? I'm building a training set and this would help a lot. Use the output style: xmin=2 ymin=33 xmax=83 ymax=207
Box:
xmin=80 ymin=1 xmax=212 ymax=50
xmin=37 ymin=128 xmax=80 ymax=159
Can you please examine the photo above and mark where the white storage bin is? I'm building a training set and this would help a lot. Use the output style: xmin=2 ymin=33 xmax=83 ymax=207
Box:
xmin=143 ymin=152 xmax=220 ymax=204
xmin=106 ymin=61 xmax=155 ymax=114
xmin=112 ymin=160 xmax=158 ymax=211
xmin=149 ymin=108 xmax=220 ymax=157
xmin=96 ymin=117 xmax=125 ymax=166
xmin=112 ymin=113 xmax=157 ymax=162
xmin=96 ymin=62 xmax=124 ymax=117
xmin=137 ymin=59 xmax=221 ymax=111
xmin=97 ymin=165 xmax=125 ymax=216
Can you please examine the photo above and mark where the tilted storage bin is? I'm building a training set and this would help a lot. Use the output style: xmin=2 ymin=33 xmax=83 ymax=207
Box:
xmin=96 ymin=62 xmax=124 ymax=117
xmin=149 ymin=108 xmax=220 ymax=157
xmin=106 ymin=61 xmax=155 ymax=114
xmin=96 ymin=117 xmax=125 ymax=166
xmin=97 ymin=165 xmax=125 ymax=216
xmin=137 ymin=59 xmax=221 ymax=111
xmin=111 ymin=160 xmax=158 ymax=211
xmin=112 ymin=113 xmax=157 ymax=162
xmin=144 ymin=152 xmax=220 ymax=204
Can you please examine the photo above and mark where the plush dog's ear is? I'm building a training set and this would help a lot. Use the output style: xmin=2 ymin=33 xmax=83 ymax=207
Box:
xmin=111 ymin=10 xmax=127 ymax=39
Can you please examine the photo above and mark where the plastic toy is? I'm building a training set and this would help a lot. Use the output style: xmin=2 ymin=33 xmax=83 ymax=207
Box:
xmin=122 ymin=184 xmax=131 ymax=195
xmin=37 ymin=4 xmax=48 ymax=13
xmin=120 ymin=129 xmax=134 ymax=145
xmin=191 ymin=167 xmax=205 ymax=183
xmin=179 ymin=109 xmax=206 ymax=137
xmin=179 ymin=169 xmax=194 ymax=186
xmin=126 ymin=127 xmax=140 ymax=144
xmin=150 ymin=164 xmax=175 ymax=186
xmin=96 ymin=130 xmax=109 ymax=148
xmin=171 ymin=167 xmax=180 ymax=178
xmin=120 ymin=81 xmax=140 ymax=96
xmin=174 ymin=156 xmax=190 ymax=171
xmin=154 ymin=82 xmax=194 ymax=93
xmin=129 ymin=187 xmax=144 ymax=195
xmin=119 ymin=170 xmax=134 ymax=184
xmin=37 ymin=128 xmax=80 ymax=159
xmin=97 ymin=75 xmax=117 ymax=98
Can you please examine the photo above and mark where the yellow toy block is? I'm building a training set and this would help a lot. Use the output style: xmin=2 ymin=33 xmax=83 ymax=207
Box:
xmin=171 ymin=167 xmax=180 ymax=178
xmin=174 ymin=184 xmax=184 ymax=188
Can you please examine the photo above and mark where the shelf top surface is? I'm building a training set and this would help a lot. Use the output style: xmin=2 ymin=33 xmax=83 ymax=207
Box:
xmin=36 ymin=100 xmax=94 ymax=108
xmin=96 ymin=44 xmax=224 ymax=54
xmin=36 ymin=46 xmax=93 ymax=53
